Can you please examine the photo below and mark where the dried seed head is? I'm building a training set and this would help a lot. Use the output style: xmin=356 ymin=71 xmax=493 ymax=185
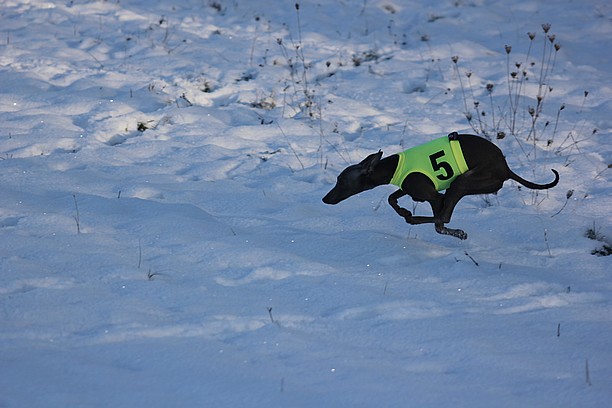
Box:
xmin=466 ymin=71 xmax=472 ymax=78
xmin=584 ymin=90 xmax=589 ymax=97
xmin=465 ymin=112 xmax=472 ymax=121
xmin=560 ymin=104 xmax=565 ymax=110
xmin=542 ymin=23 xmax=551 ymax=33
xmin=452 ymin=55 xmax=459 ymax=63
xmin=511 ymin=72 xmax=517 ymax=78
xmin=295 ymin=3 xmax=300 ymax=10
xmin=548 ymin=34 xmax=556 ymax=43
xmin=496 ymin=131 xmax=506 ymax=140
xmin=473 ymin=101 xmax=479 ymax=108
xmin=486 ymin=83 xmax=494 ymax=93
xmin=505 ymin=45 xmax=512 ymax=54
xmin=566 ymin=190 xmax=574 ymax=200
xmin=528 ymin=106 xmax=536 ymax=116
xmin=515 ymin=62 xmax=521 ymax=69
xmin=554 ymin=43 xmax=561 ymax=51
xmin=528 ymin=32 xmax=536 ymax=40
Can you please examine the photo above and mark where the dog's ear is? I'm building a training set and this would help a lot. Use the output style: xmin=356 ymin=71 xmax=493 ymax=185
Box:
xmin=360 ymin=150 xmax=383 ymax=175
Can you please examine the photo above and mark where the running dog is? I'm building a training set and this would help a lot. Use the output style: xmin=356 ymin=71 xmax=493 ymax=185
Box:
xmin=322 ymin=132 xmax=559 ymax=240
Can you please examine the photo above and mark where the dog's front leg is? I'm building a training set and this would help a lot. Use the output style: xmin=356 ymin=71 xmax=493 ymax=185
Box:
xmin=389 ymin=189 xmax=467 ymax=239
xmin=388 ymin=190 xmax=413 ymax=221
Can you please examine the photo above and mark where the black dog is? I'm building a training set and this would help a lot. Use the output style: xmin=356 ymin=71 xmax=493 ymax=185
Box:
xmin=323 ymin=132 xmax=559 ymax=240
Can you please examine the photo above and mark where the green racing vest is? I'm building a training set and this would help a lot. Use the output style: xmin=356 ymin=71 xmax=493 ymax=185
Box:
xmin=389 ymin=135 xmax=469 ymax=191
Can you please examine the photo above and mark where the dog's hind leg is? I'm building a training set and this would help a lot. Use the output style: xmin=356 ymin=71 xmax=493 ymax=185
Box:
xmin=433 ymin=169 xmax=507 ymax=239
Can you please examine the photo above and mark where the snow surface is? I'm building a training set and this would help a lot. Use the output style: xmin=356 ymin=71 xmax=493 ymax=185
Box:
xmin=1 ymin=0 xmax=611 ymax=406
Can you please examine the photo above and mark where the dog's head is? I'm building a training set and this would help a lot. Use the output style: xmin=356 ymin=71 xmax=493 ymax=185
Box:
xmin=322 ymin=151 xmax=383 ymax=205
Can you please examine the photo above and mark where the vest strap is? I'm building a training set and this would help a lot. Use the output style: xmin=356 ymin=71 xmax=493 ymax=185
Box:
xmin=450 ymin=139 xmax=469 ymax=174
xmin=389 ymin=154 xmax=406 ymax=186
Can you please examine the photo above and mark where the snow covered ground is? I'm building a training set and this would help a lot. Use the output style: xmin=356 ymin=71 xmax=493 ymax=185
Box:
xmin=1 ymin=0 xmax=611 ymax=406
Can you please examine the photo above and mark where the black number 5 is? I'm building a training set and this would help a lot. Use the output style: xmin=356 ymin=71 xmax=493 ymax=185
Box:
xmin=429 ymin=150 xmax=454 ymax=181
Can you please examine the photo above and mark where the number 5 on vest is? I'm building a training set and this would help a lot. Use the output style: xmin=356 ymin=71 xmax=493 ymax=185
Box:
xmin=429 ymin=150 xmax=454 ymax=181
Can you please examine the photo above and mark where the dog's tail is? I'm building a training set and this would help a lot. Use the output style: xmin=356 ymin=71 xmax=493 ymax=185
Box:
xmin=509 ymin=169 xmax=559 ymax=190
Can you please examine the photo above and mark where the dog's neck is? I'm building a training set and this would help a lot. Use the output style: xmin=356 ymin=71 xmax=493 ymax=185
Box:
xmin=371 ymin=154 xmax=399 ymax=186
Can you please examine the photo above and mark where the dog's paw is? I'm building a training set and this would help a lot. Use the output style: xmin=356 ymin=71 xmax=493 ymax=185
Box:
xmin=449 ymin=228 xmax=468 ymax=240
xmin=437 ymin=226 xmax=468 ymax=240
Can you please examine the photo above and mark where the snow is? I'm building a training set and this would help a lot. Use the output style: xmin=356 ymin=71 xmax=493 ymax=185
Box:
xmin=1 ymin=0 xmax=611 ymax=406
